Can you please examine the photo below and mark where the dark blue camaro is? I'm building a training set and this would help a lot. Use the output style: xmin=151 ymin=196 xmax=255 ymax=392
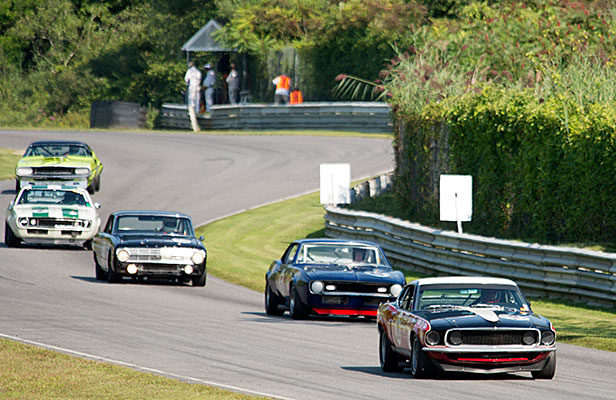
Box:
xmin=265 ymin=239 xmax=405 ymax=319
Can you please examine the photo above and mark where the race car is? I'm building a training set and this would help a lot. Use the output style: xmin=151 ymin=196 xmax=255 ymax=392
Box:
xmin=5 ymin=184 xmax=101 ymax=248
xmin=15 ymin=140 xmax=103 ymax=193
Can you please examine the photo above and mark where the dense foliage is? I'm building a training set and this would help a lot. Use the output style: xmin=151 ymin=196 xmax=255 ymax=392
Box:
xmin=0 ymin=0 xmax=215 ymax=127
xmin=379 ymin=0 xmax=616 ymax=244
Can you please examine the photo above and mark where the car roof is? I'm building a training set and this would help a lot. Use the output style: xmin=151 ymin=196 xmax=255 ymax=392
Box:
xmin=413 ymin=276 xmax=518 ymax=286
xmin=111 ymin=210 xmax=192 ymax=219
xmin=293 ymin=238 xmax=381 ymax=246
xmin=28 ymin=140 xmax=89 ymax=147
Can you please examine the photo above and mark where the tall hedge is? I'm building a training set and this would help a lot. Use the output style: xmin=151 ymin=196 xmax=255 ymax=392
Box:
xmin=394 ymin=87 xmax=616 ymax=244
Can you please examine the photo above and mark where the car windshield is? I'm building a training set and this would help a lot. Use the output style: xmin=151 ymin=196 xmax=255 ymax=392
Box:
xmin=17 ymin=189 xmax=89 ymax=206
xmin=296 ymin=243 xmax=386 ymax=266
xmin=114 ymin=215 xmax=193 ymax=236
xmin=416 ymin=285 xmax=527 ymax=311
xmin=25 ymin=144 xmax=90 ymax=157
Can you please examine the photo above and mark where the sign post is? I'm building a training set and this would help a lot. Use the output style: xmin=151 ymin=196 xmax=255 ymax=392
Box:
xmin=440 ymin=175 xmax=472 ymax=234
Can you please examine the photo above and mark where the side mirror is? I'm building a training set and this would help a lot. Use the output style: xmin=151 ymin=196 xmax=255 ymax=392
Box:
xmin=94 ymin=202 xmax=101 ymax=209
xmin=199 ymin=236 xmax=204 ymax=241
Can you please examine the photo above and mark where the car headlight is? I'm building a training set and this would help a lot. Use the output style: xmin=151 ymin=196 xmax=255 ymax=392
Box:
xmin=522 ymin=331 xmax=537 ymax=345
xmin=74 ymin=168 xmax=91 ymax=176
xmin=541 ymin=330 xmax=556 ymax=346
xmin=16 ymin=167 xmax=33 ymax=176
xmin=116 ymin=249 xmax=130 ymax=262
xmin=426 ymin=331 xmax=440 ymax=346
xmin=18 ymin=217 xmax=29 ymax=227
xmin=449 ymin=330 xmax=463 ymax=345
xmin=191 ymin=250 xmax=205 ymax=264
xmin=390 ymin=284 xmax=403 ymax=297
xmin=311 ymin=281 xmax=324 ymax=293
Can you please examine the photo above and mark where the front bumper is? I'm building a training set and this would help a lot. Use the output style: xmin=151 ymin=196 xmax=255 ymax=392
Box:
xmin=113 ymin=260 xmax=206 ymax=279
xmin=12 ymin=225 xmax=97 ymax=242
xmin=425 ymin=347 xmax=556 ymax=373
xmin=308 ymin=293 xmax=394 ymax=316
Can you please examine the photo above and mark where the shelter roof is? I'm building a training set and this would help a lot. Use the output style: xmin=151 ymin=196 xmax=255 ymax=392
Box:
xmin=181 ymin=19 xmax=235 ymax=52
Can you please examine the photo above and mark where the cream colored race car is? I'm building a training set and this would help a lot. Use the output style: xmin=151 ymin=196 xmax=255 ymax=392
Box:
xmin=5 ymin=185 xmax=100 ymax=248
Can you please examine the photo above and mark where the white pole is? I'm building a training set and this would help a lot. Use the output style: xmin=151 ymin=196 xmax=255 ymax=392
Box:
xmin=455 ymin=192 xmax=463 ymax=234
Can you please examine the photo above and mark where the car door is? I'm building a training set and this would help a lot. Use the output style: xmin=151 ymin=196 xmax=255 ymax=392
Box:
xmin=277 ymin=243 xmax=300 ymax=300
xmin=391 ymin=283 xmax=416 ymax=357
xmin=92 ymin=215 xmax=115 ymax=269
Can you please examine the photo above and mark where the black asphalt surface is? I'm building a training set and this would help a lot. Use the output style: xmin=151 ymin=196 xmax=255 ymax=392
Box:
xmin=0 ymin=129 xmax=614 ymax=400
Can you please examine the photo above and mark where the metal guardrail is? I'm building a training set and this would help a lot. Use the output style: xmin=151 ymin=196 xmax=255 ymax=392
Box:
xmin=159 ymin=102 xmax=393 ymax=133
xmin=324 ymin=206 xmax=616 ymax=308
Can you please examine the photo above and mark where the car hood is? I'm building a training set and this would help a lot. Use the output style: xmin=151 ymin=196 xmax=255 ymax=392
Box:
xmin=115 ymin=234 xmax=204 ymax=249
xmin=418 ymin=307 xmax=550 ymax=330
xmin=18 ymin=156 xmax=93 ymax=168
xmin=304 ymin=264 xmax=404 ymax=284
xmin=11 ymin=204 xmax=98 ymax=220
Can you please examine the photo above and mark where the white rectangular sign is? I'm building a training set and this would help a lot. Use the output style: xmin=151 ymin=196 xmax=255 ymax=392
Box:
xmin=320 ymin=163 xmax=351 ymax=204
xmin=440 ymin=174 xmax=473 ymax=222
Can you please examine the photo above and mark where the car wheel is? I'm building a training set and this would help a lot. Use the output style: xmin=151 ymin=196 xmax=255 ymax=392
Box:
xmin=379 ymin=328 xmax=404 ymax=372
xmin=192 ymin=271 xmax=206 ymax=287
xmin=531 ymin=353 xmax=556 ymax=379
xmin=15 ymin=180 xmax=20 ymax=192
xmin=94 ymin=253 xmax=106 ymax=281
xmin=107 ymin=253 xmax=121 ymax=283
xmin=289 ymin=284 xmax=309 ymax=320
xmin=4 ymin=222 xmax=21 ymax=248
xmin=410 ymin=335 xmax=434 ymax=379
xmin=265 ymin=282 xmax=285 ymax=316
xmin=95 ymin=174 xmax=101 ymax=192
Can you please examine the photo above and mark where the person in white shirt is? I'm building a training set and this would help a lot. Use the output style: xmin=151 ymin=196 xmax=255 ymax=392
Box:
xmin=184 ymin=61 xmax=202 ymax=114
xmin=226 ymin=63 xmax=240 ymax=105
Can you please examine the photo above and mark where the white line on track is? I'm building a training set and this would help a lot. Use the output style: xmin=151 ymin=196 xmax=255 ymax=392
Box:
xmin=0 ymin=333 xmax=295 ymax=400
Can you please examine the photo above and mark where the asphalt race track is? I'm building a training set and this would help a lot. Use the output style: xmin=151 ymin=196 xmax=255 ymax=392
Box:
xmin=0 ymin=129 xmax=614 ymax=400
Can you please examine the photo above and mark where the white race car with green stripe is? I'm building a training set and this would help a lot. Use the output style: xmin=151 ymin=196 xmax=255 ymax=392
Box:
xmin=5 ymin=185 xmax=101 ymax=248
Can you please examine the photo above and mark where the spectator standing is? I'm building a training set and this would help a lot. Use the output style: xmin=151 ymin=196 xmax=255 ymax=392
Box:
xmin=226 ymin=63 xmax=240 ymax=105
xmin=203 ymin=63 xmax=216 ymax=113
xmin=184 ymin=61 xmax=202 ymax=131
xmin=272 ymin=74 xmax=291 ymax=105
xmin=290 ymin=87 xmax=303 ymax=104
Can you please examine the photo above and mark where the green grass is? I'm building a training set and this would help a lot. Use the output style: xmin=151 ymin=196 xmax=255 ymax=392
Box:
xmin=0 ymin=147 xmax=21 ymax=181
xmin=0 ymin=338 xmax=270 ymax=400
xmin=198 ymin=190 xmax=616 ymax=352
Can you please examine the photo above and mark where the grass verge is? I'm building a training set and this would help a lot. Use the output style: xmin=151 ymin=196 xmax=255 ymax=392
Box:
xmin=0 ymin=338 xmax=270 ymax=400
xmin=197 ymin=191 xmax=616 ymax=352
xmin=0 ymin=147 xmax=21 ymax=181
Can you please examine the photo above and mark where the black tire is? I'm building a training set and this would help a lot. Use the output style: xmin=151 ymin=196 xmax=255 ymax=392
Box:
xmin=94 ymin=252 xmax=106 ymax=281
xmin=107 ymin=253 xmax=121 ymax=283
xmin=410 ymin=335 xmax=434 ymax=379
xmin=95 ymin=174 xmax=101 ymax=192
xmin=265 ymin=282 xmax=285 ymax=316
xmin=4 ymin=222 xmax=21 ymax=248
xmin=379 ymin=328 xmax=404 ymax=372
xmin=15 ymin=180 xmax=20 ymax=192
xmin=289 ymin=284 xmax=309 ymax=320
xmin=83 ymin=239 xmax=92 ymax=250
xmin=192 ymin=271 xmax=207 ymax=287
xmin=532 ymin=353 xmax=556 ymax=379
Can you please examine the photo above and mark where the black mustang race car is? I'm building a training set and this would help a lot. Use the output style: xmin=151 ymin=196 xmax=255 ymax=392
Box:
xmin=91 ymin=211 xmax=207 ymax=286
xmin=265 ymin=238 xmax=405 ymax=319
xmin=378 ymin=277 xmax=556 ymax=379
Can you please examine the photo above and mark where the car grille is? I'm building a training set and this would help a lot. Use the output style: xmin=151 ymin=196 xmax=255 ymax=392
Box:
xmin=33 ymin=218 xmax=84 ymax=228
xmin=128 ymin=248 xmax=162 ymax=261
xmin=447 ymin=330 xmax=538 ymax=346
xmin=318 ymin=282 xmax=393 ymax=296
xmin=33 ymin=167 xmax=76 ymax=176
